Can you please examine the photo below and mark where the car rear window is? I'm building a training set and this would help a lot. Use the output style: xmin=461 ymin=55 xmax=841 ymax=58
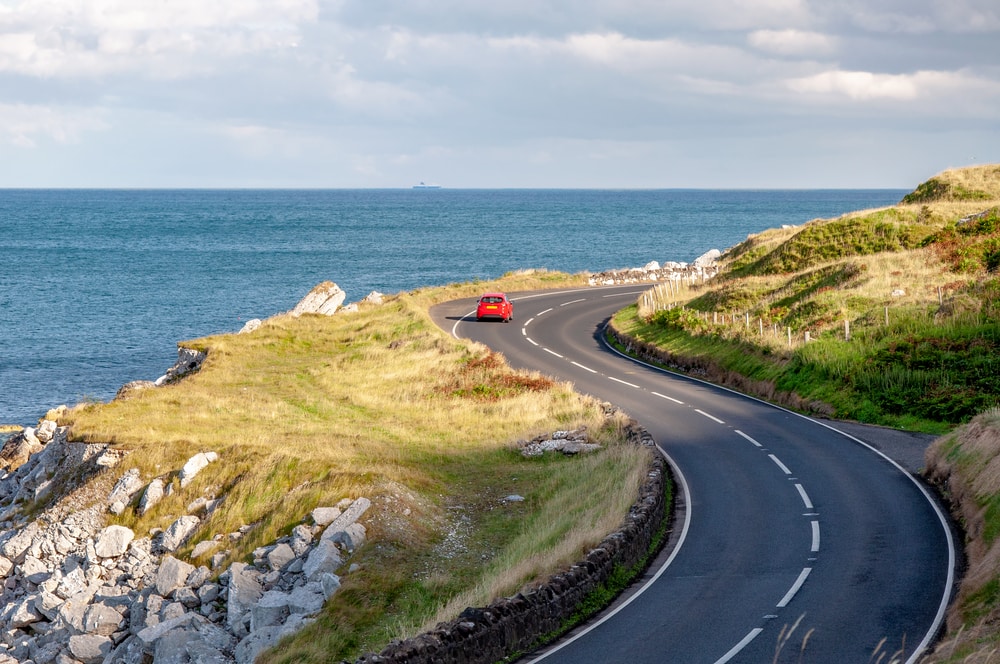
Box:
xmin=483 ymin=296 xmax=503 ymax=303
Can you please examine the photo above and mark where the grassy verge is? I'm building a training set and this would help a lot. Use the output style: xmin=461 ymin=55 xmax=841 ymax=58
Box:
xmin=610 ymin=303 xmax=960 ymax=433
xmin=616 ymin=166 xmax=1000 ymax=433
xmin=925 ymin=409 xmax=1000 ymax=663
xmin=57 ymin=270 xmax=655 ymax=662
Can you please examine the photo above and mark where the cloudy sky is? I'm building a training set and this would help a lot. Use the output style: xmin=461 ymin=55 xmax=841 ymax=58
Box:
xmin=0 ymin=0 xmax=997 ymax=188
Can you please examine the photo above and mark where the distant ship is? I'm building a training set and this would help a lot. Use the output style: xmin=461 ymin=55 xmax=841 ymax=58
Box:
xmin=412 ymin=182 xmax=442 ymax=189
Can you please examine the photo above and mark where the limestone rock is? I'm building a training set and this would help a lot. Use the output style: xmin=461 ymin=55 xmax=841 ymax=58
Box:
xmin=179 ymin=452 xmax=218 ymax=488
xmin=239 ymin=319 xmax=262 ymax=334
xmin=139 ymin=478 xmax=165 ymax=515
xmin=155 ymin=347 xmax=207 ymax=386
xmin=266 ymin=543 xmax=294 ymax=571
xmin=226 ymin=563 xmax=262 ymax=637
xmin=290 ymin=281 xmax=346 ymax=317
xmin=310 ymin=506 xmax=341 ymax=526
xmin=302 ymin=539 xmax=342 ymax=582
xmin=68 ymin=634 xmax=112 ymax=663
xmin=160 ymin=516 xmax=200 ymax=552
xmin=95 ymin=525 xmax=135 ymax=558
xmin=693 ymin=248 xmax=721 ymax=267
xmin=0 ymin=429 xmax=43 ymax=471
xmin=319 ymin=498 xmax=370 ymax=542
xmin=35 ymin=419 xmax=58 ymax=443
xmin=156 ymin=556 xmax=196 ymax=597
xmin=107 ymin=468 xmax=143 ymax=513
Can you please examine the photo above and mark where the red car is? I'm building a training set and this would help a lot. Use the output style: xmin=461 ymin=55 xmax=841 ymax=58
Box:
xmin=476 ymin=293 xmax=513 ymax=322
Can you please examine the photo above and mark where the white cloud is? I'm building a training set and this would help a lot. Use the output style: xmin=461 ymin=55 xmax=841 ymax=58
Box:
xmin=0 ymin=0 xmax=318 ymax=77
xmin=747 ymin=29 xmax=837 ymax=57
xmin=785 ymin=68 xmax=997 ymax=105
xmin=0 ymin=102 xmax=107 ymax=147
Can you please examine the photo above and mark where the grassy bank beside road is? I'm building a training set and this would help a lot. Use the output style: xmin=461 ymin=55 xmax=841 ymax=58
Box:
xmin=610 ymin=164 xmax=1000 ymax=662
xmin=58 ymin=269 xmax=657 ymax=662
xmin=613 ymin=164 xmax=1000 ymax=434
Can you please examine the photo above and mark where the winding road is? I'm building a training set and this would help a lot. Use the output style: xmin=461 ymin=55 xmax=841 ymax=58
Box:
xmin=430 ymin=284 xmax=955 ymax=664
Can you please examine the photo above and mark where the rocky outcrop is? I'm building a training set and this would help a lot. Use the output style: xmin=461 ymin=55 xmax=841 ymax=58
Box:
xmin=588 ymin=255 xmax=720 ymax=286
xmin=0 ymin=427 xmax=374 ymax=664
xmin=155 ymin=348 xmax=207 ymax=387
xmin=290 ymin=281 xmax=346 ymax=317
xmin=518 ymin=428 xmax=603 ymax=457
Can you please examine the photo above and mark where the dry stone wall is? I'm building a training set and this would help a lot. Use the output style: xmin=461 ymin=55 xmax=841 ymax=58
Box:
xmin=351 ymin=420 xmax=668 ymax=664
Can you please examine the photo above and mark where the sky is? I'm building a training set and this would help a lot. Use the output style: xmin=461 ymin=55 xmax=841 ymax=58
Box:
xmin=0 ymin=0 xmax=997 ymax=188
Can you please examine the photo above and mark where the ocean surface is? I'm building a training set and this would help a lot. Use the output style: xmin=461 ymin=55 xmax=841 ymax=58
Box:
xmin=1 ymin=188 xmax=907 ymax=426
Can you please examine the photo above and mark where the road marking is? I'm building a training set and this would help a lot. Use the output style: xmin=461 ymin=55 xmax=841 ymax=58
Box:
xmin=571 ymin=361 xmax=597 ymax=374
xmin=608 ymin=376 xmax=639 ymax=388
xmin=768 ymin=454 xmax=792 ymax=475
xmin=712 ymin=628 xmax=763 ymax=664
xmin=521 ymin=328 xmax=527 ymax=336
xmin=526 ymin=338 xmax=538 ymax=346
xmin=525 ymin=317 xmax=535 ymax=326
xmin=811 ymin=520 xmax=821 ymax=552
xmin=543 ymin=348 xmax=563 ymax=358
xmin=538 ymin=307 xmax=553 ymax=316
xmin=560 ymin=299 xmax=586 ymax=306
xmin=735 ymin=430 xmax=763 ymax=447
xmin=795 ymin=483 xmax=813 ymax=509
xmin=652 ymin=391 xmax=684 ymax=405
xmin=695 ymin=409 xmax=725 ymax=424
xmin=777 ymin=568 xmax=812 ymax=607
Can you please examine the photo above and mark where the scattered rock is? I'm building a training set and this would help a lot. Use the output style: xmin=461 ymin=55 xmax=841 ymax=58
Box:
xmin=155 ymin=347 xmax=207 ymax=386
xmin=160 ymin=516 xmax=201 ymax=553
xmin=94 ymin=525 xmax=135 ymax=558
xmin=179 ymin=452 xmax=218 ymax=488
xmin=290 ymin=281 xmax=346 ymax=317
xmin=239 ymin=319 xmax=262 ymax=334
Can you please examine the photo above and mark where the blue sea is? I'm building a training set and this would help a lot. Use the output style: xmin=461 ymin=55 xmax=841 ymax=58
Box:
xmin=1 ymin=188 xmax=906 ymax=426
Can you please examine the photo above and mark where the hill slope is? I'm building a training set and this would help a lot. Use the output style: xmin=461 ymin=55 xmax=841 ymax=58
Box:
xmin=613 ymin=163 xmax=1000 ymax=431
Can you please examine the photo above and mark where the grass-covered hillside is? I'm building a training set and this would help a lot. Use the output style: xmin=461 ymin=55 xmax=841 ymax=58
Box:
xmin=613 ymin=164 xmax=1000 ymax=433
xmin=55 ymin=270 xmax=655 ymax=663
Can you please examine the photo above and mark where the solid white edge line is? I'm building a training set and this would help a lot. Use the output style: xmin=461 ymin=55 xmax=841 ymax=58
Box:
xmin=712 ymin=628 xmax=764 ymax=664
xmin=543 ymin=348 xmax=563 ymax=358
xmin=608 ymin=376 xmax=639 ymax=388
xmin=600 ymin=318 xmax=954 ymax=663
xmin=777 ymin=567 xmax=812 ymax=608
xmin=571 ymin=361 xmax=598 ymax=374
xmin=695 ymin=409 xmax=725 ymax=424
xmin=652 ymin=391 xmax=684 ymax=405
xmin=768 ymin=454 xmax=792 ymax=475
xmin=522 ymin=443 xmax=692 ymax=663
xmin=735 ymin=429 xmax=763 ymax=447
xmin=795 ymin=483 xmax=814 ymax=510
xmin=811 ymin=520 xmax=821 ymax=552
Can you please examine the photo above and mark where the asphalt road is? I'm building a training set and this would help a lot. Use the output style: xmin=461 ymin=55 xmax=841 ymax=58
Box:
xmin=430 ymin=284 xmax=955 ymax=664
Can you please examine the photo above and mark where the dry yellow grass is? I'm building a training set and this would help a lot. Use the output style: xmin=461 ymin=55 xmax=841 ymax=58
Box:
xmin=924 ymin=409 xmax=1000 ymax=662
